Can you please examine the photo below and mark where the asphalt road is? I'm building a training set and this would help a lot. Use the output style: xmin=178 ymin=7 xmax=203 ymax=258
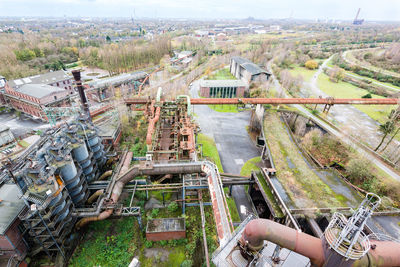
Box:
xmin=190 ymin=79 xmax=259 ymax=221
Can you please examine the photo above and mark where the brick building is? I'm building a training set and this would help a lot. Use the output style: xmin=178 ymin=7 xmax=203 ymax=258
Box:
xmin=199 ymin=80 xmax=248 ymax=98
xmin=230 ymin=56 xmax=270 ymax=84
xmin=4 ymin=83 xmax=71 ymax=121
xmin=0 ymin=183 xmax=28 ymax=261
xmin=8 ymin=70 xmax=74 ymax=94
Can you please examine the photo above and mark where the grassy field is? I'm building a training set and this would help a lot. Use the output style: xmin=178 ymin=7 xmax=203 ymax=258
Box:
xmin=317 ymin=73 xmax=395 ymax=124
xmin=263 ymin=111 xmax=349 ymax=208
xmin=197 ymin=133 xmax=223 ymax=172
xmin=288 ymin=66 xmax=317 ymax=82
xmin=208 ymin=104 xmax=238 ymax=113
xmin=240 ymin=157 xmax=262 ymax=176
xmin=206 ymin=68 xmax=236 ymax=80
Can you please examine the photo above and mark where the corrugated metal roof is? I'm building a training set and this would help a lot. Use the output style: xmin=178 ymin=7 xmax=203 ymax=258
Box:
xmin=200 ymin=79 xmax=248 ymax=88
xmin=9 ymin=70 xmax=71 ymax=88
xmin=89 ymin=71 xmax=147 ymax=88
xmin=0 ymin=183 xmax=25 ymax=235
xmin=231 ymin=56 xmax=250 ymax=65
xmin=15 ymin=84 xmax=65 ymax=99
xmin=231 ymin=56 xmax=270 ymax=75
xmin=0 ymin=124 xmax=10 ymax=133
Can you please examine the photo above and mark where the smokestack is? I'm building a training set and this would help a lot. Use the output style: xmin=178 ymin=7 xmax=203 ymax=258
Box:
xmin=72 ymin=70 xmax=90 ymax=120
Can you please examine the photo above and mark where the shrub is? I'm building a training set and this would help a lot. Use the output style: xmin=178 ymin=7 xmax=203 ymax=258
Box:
xmin=346 ymin=157 xmax=375 ymax=184
xmin=168 ymin=201 xmax=179 ymax=213
xmin=181 ymin=260 xmax=193 ymax=267
xmin=305 ymin=60 xmax=318 ymax=70
xmin=144 ymin=240 xmax=153 ymax=248
xmin=151 ymin=208 xmax=160 ymax=217
xmin=362 ymin=93 xmax=372 ymax=98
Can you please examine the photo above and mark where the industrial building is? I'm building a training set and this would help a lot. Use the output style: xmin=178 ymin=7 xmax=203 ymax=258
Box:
xmin=230 ymin=57 xmax=270 ymax=84
xmin=199 ymin=80 xmax=248 ymax=98
xmin=0 ymin=183 xmax=28 ymax=262
xmin=0 ymin=114 xmax=106 ymax=262
xmin=7 ymin=70 xmax=74 ymax=94
xmin=0 ymin=75 xmax=6 ymax=105
xmin=0 ymin=124 xmax=14 ymax=147
xmin=4 ymin=83 xmax=71 ymax=121
xmin=87 ymin=71 xmax=148 ymax=102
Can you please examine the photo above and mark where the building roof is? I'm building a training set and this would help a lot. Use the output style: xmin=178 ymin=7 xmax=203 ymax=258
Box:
xmin=231 ymin=56 xmax=270 ymax=75
xmin=89 ymin=71 xmax=148 ymax=89
xmin=15 ymin=84 xmax=65 ymax=99
xmin=9 ymin=70 xmax=71 ymax=88
xmin=0 ymin=124 xmax=10 ymax=133
xmin=200 ymin=79 xmax=248 ymax=88
xmin=0 ymin=183 xmax=25 ymax=234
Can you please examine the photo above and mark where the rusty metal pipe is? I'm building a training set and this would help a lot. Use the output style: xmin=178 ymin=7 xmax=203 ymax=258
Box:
xmin=242 ymin=219 xmax=400 ymax=267
xmin=72 ymin=70 xmax=91 ymax=118
xmin=98 ymin=170 xmax=113 ymax=181
xmin=146 ymin=106 xmax=161 ymax=145
xmin=353 ymin=240 xmax=400 ymax=267
xmin=190 ymin=98 xmax=399 ymax=105
xmin=76 ymin=162 xmax=203 ymax=228
xmin=241 ymin=219 xmax=325 ymax=266
xmin=123 ymin=98 xmax=399 ymax=105
xmin=87 ymin=189 xmax=104 ymax=204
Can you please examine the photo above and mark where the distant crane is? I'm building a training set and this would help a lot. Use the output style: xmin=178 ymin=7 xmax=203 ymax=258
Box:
xmin=353 ymin=8 xmax=364 ymax=25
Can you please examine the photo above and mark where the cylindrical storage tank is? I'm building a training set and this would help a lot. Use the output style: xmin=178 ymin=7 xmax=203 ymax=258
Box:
xmin=59 ymin=160 xmax=87 ymax=206
xmin=72 ymin=143 xmax=89 ymax=162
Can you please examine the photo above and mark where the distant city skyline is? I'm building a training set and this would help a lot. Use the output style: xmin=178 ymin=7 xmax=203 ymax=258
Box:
xmin=0 ymin=0 xmax=399 ymax=21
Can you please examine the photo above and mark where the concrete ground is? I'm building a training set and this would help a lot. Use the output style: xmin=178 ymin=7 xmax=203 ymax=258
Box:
xmin=190 ymin=79 xmax=259 ymax=221
xmin=0 ymin=108 xmax=49 ymax=138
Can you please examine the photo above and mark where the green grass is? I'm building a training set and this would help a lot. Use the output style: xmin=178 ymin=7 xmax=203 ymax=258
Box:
xmin=224 ymin=187 xmax=241 ymax=222
xmin=206 ymin=68 xmax=236 ymax=80
xmin=345 ymin=70 xmax=400 ymax=92
xmin=167 ymin=247 xmax=186 ymax=266
xmin=288 ymin=66 xmax=317 ymax=82
xmin=197 ymin=133 xmax=223 ymax=172
xmin=240 ymin=157 xmax=262 ymax=176
xmin=208 ymin=104 xmax=238 ymax=113
xmin=317 ymin=73 xmax=395 ymax=124
xmin=255 ymin=172 xmax=284 ymax=218
xmin=263 ymin=111 xmax=348 ymax=208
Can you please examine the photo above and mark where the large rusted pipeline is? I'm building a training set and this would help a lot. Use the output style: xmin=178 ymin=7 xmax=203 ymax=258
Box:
xmin=190 ymin=98 xmax=399 ymax=105
xmin=241 ymin=219 xmax=400 ymax=267
xmin=146 ymin=106 xmax=161 ymax=145
xmin=241 ymin=219 xmax=325 ymax=266
xmin=76 ymin=162 xmax=203 ymax=229
xmin=123 ymin=97 xmax=399 ymax=105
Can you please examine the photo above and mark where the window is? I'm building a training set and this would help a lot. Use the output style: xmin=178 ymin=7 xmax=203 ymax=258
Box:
xmin=54 ymin=96 xmax=57 ymax=100
xmin=56 ymin=82 xmax=59 ymax=87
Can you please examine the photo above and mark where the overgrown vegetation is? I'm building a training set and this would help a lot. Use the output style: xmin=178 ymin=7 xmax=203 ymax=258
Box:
xmin=197 ymin=133 xmax=223 ymax=172
xmin=263 ymin=111 xmax=347 ymax=208
xmin=298 ymin=125 xmax=400 ymax=207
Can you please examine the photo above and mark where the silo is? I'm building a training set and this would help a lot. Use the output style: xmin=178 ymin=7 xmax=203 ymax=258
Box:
xmin=64 ymin=124 xmax=98 ymax=182
xmin=18 ymin=160 xmax=76 ymax=259
xmin=45 ymin=136 xmax=89 ymax=207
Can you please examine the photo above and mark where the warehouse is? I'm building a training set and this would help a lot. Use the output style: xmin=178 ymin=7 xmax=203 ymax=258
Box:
xmin=199 ymin=80 xmax=248 ymax=98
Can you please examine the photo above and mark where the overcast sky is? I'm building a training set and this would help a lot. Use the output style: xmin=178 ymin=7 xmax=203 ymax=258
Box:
xmin=0 ymin=0 xmax=399 ymax=21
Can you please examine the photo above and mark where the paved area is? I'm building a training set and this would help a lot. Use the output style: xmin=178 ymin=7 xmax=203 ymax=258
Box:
xmin=0 ymin=109 xmax=49 ymax=138
xmin=190 ymin=79 xmax=259 ymax=221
